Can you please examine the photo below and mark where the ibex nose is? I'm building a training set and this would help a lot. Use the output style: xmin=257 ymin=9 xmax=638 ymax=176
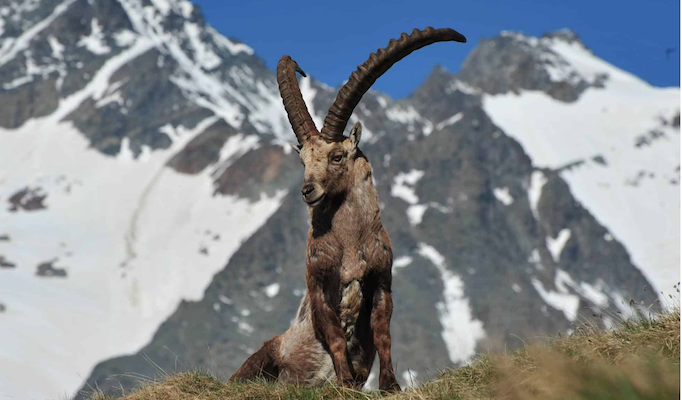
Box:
xmin=301 ymin=184 xmax=314 ymax=197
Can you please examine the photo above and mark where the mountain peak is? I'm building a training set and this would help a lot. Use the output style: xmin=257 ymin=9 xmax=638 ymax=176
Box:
xmin=425 ymin=64 xmax=456 ymax=84
xmin=146 ymin=0 xmax=196 ymax=19
xmin=0 ymin=0 xmax=275 ymax=155
xmin=457 ymin=29 xmax=610 ymax=102
xmin=497 ymin=29 xmax=587 ymax=50
xmin=541 ymin=28 xmax=584 ymax=46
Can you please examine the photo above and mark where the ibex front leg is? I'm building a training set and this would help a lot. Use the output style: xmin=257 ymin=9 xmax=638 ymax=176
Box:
xmin=371 ymin=273 xmax=401 ymax=392
xmin=307 ymin=275 xmax=355 ymax=387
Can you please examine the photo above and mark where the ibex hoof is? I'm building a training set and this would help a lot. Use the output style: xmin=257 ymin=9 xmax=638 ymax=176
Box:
xmin=379 ymin=376 xmax=401 ymax=393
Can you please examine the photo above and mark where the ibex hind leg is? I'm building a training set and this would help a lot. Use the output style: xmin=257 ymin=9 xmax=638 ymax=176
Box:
xmin=229 ymin=336 xmax=281 ymax=382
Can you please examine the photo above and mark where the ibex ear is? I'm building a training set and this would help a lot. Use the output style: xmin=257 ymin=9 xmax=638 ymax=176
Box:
xmin=349 ymin=121 xmax=362 ymax=150
xmin=289 ymin=141 xmax=301 ymax=154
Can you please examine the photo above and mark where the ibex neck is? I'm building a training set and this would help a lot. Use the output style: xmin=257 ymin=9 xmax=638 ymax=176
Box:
xmin=310 ymin=156 xmax=381 ymax=239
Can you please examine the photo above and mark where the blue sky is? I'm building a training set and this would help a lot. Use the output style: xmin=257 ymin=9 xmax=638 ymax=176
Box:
xmin=194 ymin=0 xmax=680 ymax=99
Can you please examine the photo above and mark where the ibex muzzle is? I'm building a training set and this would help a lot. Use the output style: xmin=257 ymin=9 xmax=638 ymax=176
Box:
xmin=231 ymin=27 xmax=466 ymax=392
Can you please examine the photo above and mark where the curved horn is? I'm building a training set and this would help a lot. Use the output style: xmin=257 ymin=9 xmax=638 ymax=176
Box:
xmin=277 ymin=55 xmax=318 ymax=145
xmin=320 ymin=27 xmax=466 ymax=142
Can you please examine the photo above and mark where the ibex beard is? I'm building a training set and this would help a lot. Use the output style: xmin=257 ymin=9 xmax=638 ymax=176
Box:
xmin=230 ymin=27 xmax=466 ymax=392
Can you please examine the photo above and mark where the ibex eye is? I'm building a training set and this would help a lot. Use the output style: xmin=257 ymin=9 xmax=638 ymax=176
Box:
xmin=332 ymin=154 xmax=342 ymax=162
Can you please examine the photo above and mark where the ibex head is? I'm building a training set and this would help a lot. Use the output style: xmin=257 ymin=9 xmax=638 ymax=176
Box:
xmin=277 ymin=27 xmax=466 ymax=207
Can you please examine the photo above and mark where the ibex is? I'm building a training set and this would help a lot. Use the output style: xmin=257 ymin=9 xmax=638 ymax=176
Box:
xmin=230 ymin=27 xmax=466 ymax=392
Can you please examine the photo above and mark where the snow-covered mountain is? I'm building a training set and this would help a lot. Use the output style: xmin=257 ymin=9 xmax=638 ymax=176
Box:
xmin=478 ymin=30 xmax=680 ymax=297
xmin=0 ymin=1 xmax=677 ymax=399
xmin=0 ymin=0 xmax=292 ymax=398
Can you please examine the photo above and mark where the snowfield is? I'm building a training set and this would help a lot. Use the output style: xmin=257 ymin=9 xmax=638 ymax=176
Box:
xmin=417 ymin=243 xmax=486 ymax=364
xmin=484 ymin=43 xmax=680 ymax=298
xmin=0 ymin=0 xmax=292 ymax=397
xmin=0 ymin=117 xmax=286 ymax=399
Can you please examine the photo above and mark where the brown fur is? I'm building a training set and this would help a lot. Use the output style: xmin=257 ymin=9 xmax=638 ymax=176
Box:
xmin=231 ymin=130 xmax=400 ymax=392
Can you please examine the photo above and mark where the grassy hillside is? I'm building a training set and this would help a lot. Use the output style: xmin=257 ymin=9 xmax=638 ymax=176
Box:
xmin=88 ymin=309 xmax=680 ymax=400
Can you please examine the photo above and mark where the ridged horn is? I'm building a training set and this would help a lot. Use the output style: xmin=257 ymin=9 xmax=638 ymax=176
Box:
xmin=320 ymin=27 xmax=466 ymax=142
xmin=277 ymin=55 xmax=318 ymax=145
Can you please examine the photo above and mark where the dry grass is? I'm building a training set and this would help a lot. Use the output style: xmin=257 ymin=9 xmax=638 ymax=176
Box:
xmin=89 ymin=309 xmax=680 ymax=400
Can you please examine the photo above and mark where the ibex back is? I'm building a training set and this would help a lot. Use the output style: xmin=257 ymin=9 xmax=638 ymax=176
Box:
xmin=230 ymin=27 xmax=466 ymax=392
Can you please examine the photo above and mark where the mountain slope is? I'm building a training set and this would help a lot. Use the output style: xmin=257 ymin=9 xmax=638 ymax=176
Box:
xmin=0 ymin=2 xmax=677 ymax=399
xmin=461 ymin=30 xmax=679 ymax=297
xmin=0 ymin=0 xmax=291 ymax=398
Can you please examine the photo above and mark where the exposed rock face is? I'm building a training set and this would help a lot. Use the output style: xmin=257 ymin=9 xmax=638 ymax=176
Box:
xmin=0 ymin=256 xmax=16 ymax=269
xmin=36 ymin=259 xmax=68 ymax=278
xmin=8 ymin=187 xmax=47 ymax=212
xmin=0 ymin=2 xmax=676 ymax=399
xmin=457 ymin=30 xmax=607 ymax=102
